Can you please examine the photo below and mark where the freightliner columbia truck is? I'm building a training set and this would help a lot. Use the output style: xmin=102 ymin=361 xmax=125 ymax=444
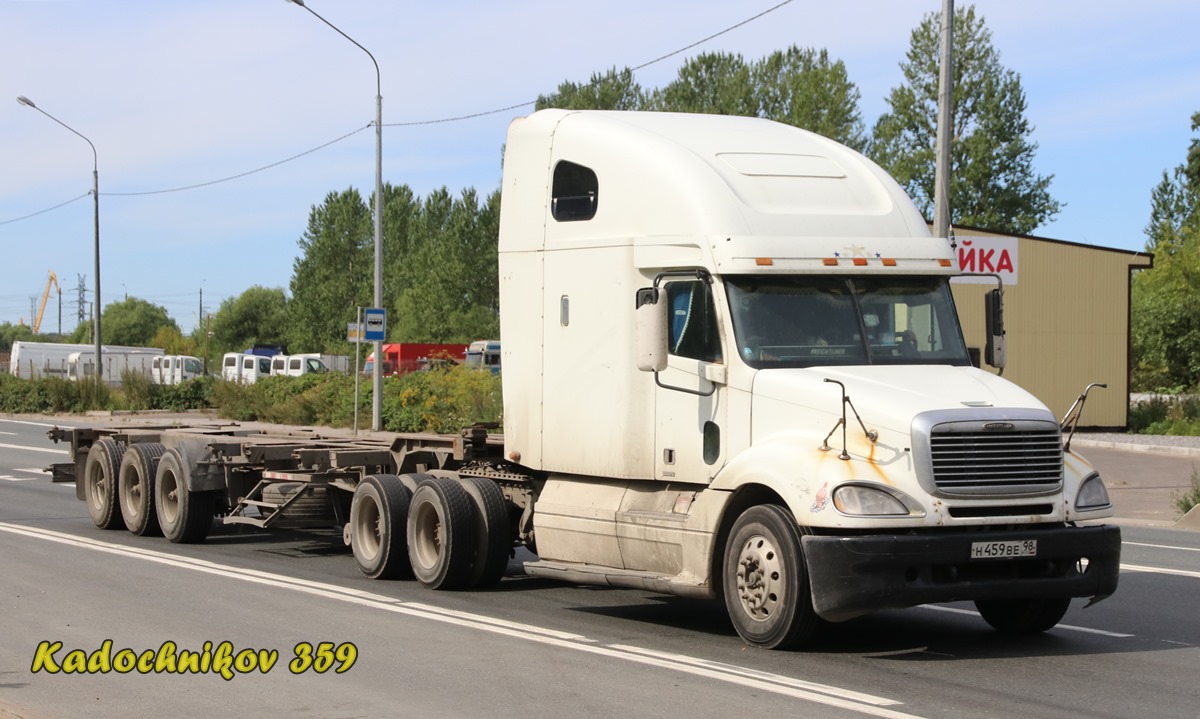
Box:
xmin=49 ymin=110 xmax=1120 ymax=649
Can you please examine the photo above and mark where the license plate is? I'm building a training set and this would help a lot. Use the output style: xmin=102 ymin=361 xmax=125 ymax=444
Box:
xmin=970 ymin=539 xmax=1037 ymax=559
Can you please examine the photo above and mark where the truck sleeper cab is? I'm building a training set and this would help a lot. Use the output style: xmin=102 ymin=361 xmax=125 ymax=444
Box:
xmin=498 ymin=110 xmax=1120 ymax=649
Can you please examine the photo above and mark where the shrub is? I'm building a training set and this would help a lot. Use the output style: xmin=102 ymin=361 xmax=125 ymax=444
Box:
xmin=1173 ymin=465 xmax=1200 ymax=516
xmin=0 ymin=374 xmax=48 ymax=413
xmin=120 ymin=369 xmax=156 ymax=411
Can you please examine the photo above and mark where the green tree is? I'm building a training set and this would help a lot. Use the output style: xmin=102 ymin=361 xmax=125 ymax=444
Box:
xmin=209 ymin=286 xmax=289 ymax=355
xmin=753 ymin=46 xmax=866 ymax=150
xmin=287 ymin=188 xmax=372 ymax=352
xmin=392 ymin=188 xmax=500 ymax=343
xmin=648 ymin=52 xmax=756 ymax=116
xmin=0 ymin=322 xmax=36 ymax=353
xmin=101 ymin=297 xmax=179 ymax=346
xmin=870 ymin=5 xmax=1060 ymax=234
xmin=1132 ymin=116 xmax=1200 ymax=390
xmin=537 ymin=67 xmax=647 ymax=111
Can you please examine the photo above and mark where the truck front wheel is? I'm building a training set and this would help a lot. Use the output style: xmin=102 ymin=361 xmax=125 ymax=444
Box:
xmin=350 ymin=474 xmax=412 ymax=580
xmin=723 ymin=505 xmax=819 ymax=649
xmin=83 ymin=438 xmax=126 ymax=530
xmin=975 ymin=597 xmax=1071 ymax=634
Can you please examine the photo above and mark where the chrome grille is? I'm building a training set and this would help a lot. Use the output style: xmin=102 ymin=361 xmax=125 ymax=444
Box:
xmin=929 ymin=428 xmax=1063 ymax=495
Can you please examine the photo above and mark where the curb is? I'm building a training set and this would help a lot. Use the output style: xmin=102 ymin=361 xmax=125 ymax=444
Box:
xmin=1070 ymin=438 xmax=1200 ymax=460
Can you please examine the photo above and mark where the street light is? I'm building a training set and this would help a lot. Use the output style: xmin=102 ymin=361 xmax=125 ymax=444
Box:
xmin=286 ymin=0 xmax=385 ymax=432
xmin=17 ymin=95 xmax=103 ymax=378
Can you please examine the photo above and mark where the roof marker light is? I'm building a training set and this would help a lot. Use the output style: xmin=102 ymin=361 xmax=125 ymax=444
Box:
xmin=755 ymin=257 xmax=774 ymax=266
xmin=822 ymin=258 xmax=838 ymax=266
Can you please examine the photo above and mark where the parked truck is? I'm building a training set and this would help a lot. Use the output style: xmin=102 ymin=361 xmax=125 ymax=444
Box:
xmin=362 ymin=343 xmax=467 ymax=375
xmin=465 ymin=340 xmax=501 ymax=374
xmin=48 ymin=110 xmax=1119 ymax=649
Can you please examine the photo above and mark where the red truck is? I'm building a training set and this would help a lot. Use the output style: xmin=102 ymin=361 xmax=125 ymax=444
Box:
xmin=362 ymin=343 xmax=466 ymax=375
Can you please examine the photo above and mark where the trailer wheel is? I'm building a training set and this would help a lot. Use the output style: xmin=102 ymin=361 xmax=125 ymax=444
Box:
xmin=407 ymin=476 xmax=477 ymax=590
xmin=722 ymin=505 xmax=819 ymax=649
xmin=83 ymin=438 xmax=126 ymax=530
xmin=457 ymin=476 xmax=511 ymax=588
xmin=975 ymin=597 xmax=1071 ymax=634
xmin=155 ymin=448 xmax=215 ymax=544
xmin=350 ymin=475 xmax=413 ymax=580
xmin=118 ymin=442 xmax=165 ymax=536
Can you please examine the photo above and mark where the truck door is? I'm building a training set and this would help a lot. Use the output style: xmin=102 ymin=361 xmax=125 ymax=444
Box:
xmin=654 ymin=278 xmax=728 ymax=482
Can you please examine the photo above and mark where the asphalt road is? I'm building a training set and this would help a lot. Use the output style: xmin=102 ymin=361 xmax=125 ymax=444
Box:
xmin=1 ymin=416 xmax=1198 ymax=719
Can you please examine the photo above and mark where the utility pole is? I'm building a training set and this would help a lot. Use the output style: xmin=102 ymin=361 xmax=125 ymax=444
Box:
xmin=933 ymin=0 xmax=954 ymax=241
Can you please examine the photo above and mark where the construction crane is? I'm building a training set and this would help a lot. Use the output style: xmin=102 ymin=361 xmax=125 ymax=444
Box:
xmin=32 ymin=270 xmax=62 ymax=335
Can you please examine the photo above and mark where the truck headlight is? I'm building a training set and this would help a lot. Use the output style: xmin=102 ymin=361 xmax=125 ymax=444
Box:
xmin=1075 ymin=472 xmax=1112 ymax=511
xmin=833 ymin=484 xmax=917 ymax=516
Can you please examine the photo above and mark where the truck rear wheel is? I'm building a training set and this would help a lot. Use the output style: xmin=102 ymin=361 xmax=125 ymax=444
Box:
xmin=457 ymin=476 xmax=511 ymax=588
xmin=723 ymin=505 xmax=819 ymax=649
xmin=407 ymin=476 xmax=477 ymax=590
xmin=350 ymin=474 xmax=413 ymax=580
xmin=118 ymin=442 xmax=165 ymax=536
xmin=975 ymin=597 xmax=1071 ymax=634
xmin=83 ymin=438 xmax=126 ymax=530
xmin=155 ymin=448 xmax=215 ymax=544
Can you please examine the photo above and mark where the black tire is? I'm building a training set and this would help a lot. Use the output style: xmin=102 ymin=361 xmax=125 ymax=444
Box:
xmin=457 ymin=475 xmax=511 ymax=588
xmin=975 ymin=597 xmax=1071 ymax=634
xmin=118 ymin=442 xmax=165 ymax=536
xmin=407 ymin=476 xmax=477 ymax=590
xmin=83 ymin=438 xmax=126 ymax=530
xmin=350 ymin=474 xmax=413 ymax=580
xmin=155 ymin=448 xmax=215 ymax=544
xmin=722 ymin=505 xmax=819 ymax=649
xmin=262 ymin=482 xmax=332 ymax=520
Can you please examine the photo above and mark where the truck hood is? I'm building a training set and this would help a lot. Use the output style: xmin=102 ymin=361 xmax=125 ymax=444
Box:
xmin=751 ymin=365 xmax=1053 ymax=440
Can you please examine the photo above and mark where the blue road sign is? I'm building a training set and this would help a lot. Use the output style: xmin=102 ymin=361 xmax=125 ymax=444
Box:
xmin=364 ymin=308 xmax=386 ymax=341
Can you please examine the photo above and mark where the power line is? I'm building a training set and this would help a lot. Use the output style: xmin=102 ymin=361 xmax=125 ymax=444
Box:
xmin=0 ymin=193 xmax=90 ymax=226
xmin=2 ymin=1 xmax=795 ymax=219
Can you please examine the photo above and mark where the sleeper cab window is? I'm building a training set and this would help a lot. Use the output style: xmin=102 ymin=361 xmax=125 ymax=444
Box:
xmin=551 ymin=160 xmax=598 ymax=222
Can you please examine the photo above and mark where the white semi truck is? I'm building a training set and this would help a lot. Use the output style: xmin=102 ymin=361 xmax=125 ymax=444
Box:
xmin=48 ymin=110 xmax=1119 ymax=649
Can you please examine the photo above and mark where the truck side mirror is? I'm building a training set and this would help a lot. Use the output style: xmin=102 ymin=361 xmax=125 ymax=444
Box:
xmin=984 ymin=288 xmax=1007 ymax=370
xmin=635 ymin=287 xmax=667 ymax=372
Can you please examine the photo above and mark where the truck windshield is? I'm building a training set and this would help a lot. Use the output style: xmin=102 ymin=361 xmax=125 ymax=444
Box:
xmin=726 ymin=276 xmax=970 ymax=368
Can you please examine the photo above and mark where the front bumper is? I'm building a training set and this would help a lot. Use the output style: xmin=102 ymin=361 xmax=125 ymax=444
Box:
xmin=802 ymin=524 xmax=1121 ymax=622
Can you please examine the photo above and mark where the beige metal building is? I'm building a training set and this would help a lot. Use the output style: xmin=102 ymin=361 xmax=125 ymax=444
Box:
xmin=946 ymin=226 xmax=1152 ymax=429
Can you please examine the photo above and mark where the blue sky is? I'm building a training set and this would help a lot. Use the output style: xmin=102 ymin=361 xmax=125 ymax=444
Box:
xmin=2 ymin=0 xmax=1197 ymax=336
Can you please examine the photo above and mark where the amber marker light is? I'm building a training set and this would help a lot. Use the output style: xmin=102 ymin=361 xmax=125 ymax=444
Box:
xmin=755 ymin=257 xmax=774 ymax=266
xmin=822 ymin=258 xmax=839 ymax=266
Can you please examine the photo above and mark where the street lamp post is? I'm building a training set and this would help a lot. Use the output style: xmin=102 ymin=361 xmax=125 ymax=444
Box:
xmin=287 ymin=0 xmax=385 ymax=432
xmin=17 ymin=95 xmax=103 ymax=378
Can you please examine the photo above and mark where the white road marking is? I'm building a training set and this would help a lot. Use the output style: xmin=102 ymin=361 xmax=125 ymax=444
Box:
xmin=1121 ymin=563 xmax=1200 ymax=580
xmin=918 ymin=605 xmax=1135 ymax=638
xmin=0 ymin=522 xmax=926 ymax=719
xmin=15 ymin=468 xmax=50 ymax=475
xmin=0 ymin=431 xmax=16 ymax=436
xmin=0 ymin=476 xmax=39 ymax=482
xmin=0 ymin=442 xmax=68 ymax=455
xmin=1124 ymin=541 xmax=1200 ymax=553
xmin=0 ymin=419 xmax=64 ymax=428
